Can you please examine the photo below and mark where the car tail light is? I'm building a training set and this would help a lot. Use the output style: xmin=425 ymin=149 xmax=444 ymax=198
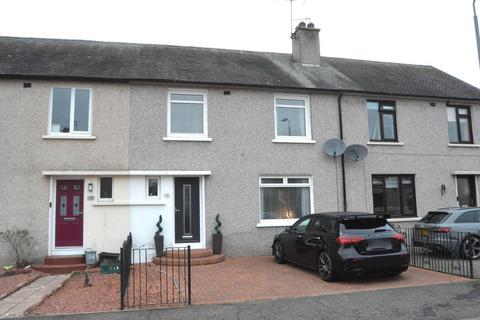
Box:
xmin=434 ymin=227 xmax=451 ymax=233
xmin=392 ymin=233 xmax=406 ymax=242
xmin=336 ymin=236 xmax=365 ymax=246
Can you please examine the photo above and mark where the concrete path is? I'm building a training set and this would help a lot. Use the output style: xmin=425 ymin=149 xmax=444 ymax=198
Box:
xmin=0 ymin=274 xmax=68 ymax=318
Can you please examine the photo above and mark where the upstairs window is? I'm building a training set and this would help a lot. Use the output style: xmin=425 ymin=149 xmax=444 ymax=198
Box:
xmin=274 ymin=96 xmax=312 ymax=142
xmin=49 ymin=88 xmax=91 ymax=135
xmin=167 ymin=91 xmax=208 ymax=139
xmin=367 ymin=101 xmax=398 ymax=142
xmin=447 ymin=106 xmax=473 ymax=144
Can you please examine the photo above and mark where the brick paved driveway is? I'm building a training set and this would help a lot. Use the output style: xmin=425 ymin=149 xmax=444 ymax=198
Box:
xmin=191 ymin=256 xmax=471 ymax=304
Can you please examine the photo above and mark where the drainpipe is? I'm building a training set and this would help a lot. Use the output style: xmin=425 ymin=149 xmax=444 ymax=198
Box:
xmin=337 ymin=93 xmax=347 ymax=212
xmin=474 ymin=0 xmax=480 ymax=67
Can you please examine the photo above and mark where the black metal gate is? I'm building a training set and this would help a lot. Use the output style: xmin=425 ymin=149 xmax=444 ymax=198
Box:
xmin=402 ymin=228 xmax=476 ymax=278
xmin=120 ymin=234 xmax=191 ymax=309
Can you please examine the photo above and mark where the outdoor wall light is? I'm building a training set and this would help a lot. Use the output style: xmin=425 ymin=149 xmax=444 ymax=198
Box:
xmin=88 ymin=183 xmax=93 ymax=192
xmin=441 ymin=184 xmax=446 ymax=196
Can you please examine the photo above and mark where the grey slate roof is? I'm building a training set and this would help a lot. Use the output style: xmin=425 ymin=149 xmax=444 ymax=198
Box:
xmin=1 ymin=36 xmax=480 ymax=101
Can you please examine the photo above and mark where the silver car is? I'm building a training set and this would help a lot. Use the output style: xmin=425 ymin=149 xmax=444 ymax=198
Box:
xmin=413 ymin=208 xmax=480 ymax=259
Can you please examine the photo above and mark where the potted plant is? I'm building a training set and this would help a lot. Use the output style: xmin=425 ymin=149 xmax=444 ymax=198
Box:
xmin=154 ymin=215 xmax=164 ymax=257
xmin=212 ymin=214 xmax=223 ymax=255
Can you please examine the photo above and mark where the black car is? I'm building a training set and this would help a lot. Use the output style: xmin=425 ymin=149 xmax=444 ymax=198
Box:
xmin=272 ymin=212 xmax=409 ymax=281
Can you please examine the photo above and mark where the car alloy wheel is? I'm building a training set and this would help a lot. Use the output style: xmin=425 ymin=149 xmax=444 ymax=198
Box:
xmin=273 ymin=241 xmax=285 ymax=263
xmin=463 ymin=235 xmax=480 ymax=260
xmin=318 ymin=251 xmax=335 ymax=281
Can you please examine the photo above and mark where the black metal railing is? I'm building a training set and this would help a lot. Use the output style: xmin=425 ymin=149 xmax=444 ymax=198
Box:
xmin=120 ymin=232 xmax=132 ymax=310
xmin=402 ymin=227 xmax=476 ymax=279
xmin=120 ymin=239 xmax=191 ymax=309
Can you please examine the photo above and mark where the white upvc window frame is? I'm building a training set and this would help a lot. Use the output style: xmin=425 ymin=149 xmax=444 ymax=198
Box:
xmin=146 ymin=176 xmax=160 ymax=199
xmin=47 ymin=87 xmax=93 ymax=137
xmin=257 ymin=176 xmax=314 ymax=227
xmin=273 ymin=94 xmax=314 ymax=144
xmin=165 ymin=90 xmax=210 ymax=141
xmin=98 ymin=176 xmax=113 ymax=201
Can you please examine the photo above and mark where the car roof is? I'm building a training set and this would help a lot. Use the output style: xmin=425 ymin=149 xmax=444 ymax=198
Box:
xmin=430 ymin=207 xmax=480 ymax=213
xmin=309 ymin=212 xmax=387 ymax=219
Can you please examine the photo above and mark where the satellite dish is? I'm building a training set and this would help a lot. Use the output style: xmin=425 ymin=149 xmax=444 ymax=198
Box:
xmin=323 ymin=138 xmax=346 ymax=157
xmin=345 ymin=144 xmax=368 ymax=161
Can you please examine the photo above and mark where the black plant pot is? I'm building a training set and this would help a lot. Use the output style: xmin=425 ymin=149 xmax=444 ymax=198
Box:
xmin=154 ymin=235 xmax=164 ymax=257
xmin=212 ymin=233 xmax=223 ymax=255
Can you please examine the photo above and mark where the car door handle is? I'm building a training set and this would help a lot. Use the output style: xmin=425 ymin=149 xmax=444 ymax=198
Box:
xmin=296 ymin=234 xmax=302 ymax=239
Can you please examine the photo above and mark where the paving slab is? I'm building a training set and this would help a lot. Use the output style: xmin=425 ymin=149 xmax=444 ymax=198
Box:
xmin=0 ymin=274 xmax=68 ymax=318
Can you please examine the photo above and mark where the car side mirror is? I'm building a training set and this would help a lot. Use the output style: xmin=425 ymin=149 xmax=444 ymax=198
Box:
xmin=286 ymin=226 xmax=294 ymax=233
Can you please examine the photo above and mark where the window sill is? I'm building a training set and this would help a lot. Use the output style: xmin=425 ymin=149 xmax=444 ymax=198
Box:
xmin=92 ymin=201 xmax=167 ymax=206
xmin=272 ymin=139 xmax=316 ymax=144
xmin=163 ymin=137 xmax=212 ymax=142
xmin=256 ymin=219 xmax=298 ymax=228
xmin=42 ymin=135 xmax=96 ymax=140
xmin=447 ymin=143 xmax=480 ymax=148
xmin=387 ymin=217 xmax=421 ymax=223
xmin=367 ymin=141 xmax=404 ymax=146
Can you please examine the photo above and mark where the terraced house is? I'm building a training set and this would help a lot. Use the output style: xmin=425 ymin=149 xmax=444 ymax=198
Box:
xmin=1 ymin=22 xmax=480 ymax=266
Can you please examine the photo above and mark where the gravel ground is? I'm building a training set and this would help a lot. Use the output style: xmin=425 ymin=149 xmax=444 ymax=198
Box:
xmin=27 ymin=272 xmax=120 ymax=316
xmin=0 ymin=269 xmax=44 ymax=300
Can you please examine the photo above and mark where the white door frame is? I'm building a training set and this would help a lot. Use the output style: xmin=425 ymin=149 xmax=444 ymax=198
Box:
xmin=49 ymin=176 xmax=86 ymax=256
xmin=171 ymin=176 xmax=206 ymax=249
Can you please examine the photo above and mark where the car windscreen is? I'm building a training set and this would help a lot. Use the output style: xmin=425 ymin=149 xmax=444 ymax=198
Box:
xmin=340 ymin=218 xmax=394 ymax=234
xmin=419 ymin=212 xmax=448 ymax=224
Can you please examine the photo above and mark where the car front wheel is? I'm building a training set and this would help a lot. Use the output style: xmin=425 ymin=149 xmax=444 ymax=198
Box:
xmin=273 ymin=241 xmax=285 ymax=264
xmin=318 ymin=251 xmax=336 ymax=281
xmin=462 ymin=235 xmax=480 ymax=260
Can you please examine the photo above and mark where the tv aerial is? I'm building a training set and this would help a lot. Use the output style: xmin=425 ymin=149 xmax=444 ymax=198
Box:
xmin=323 ymin=138 xmax=346 ymax=157
xmin=344 ymin=144 xmax=369 ymax=161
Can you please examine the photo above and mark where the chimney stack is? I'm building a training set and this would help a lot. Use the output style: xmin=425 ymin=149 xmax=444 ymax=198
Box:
xmin=291 ymin=22 xmax=321 ymax=65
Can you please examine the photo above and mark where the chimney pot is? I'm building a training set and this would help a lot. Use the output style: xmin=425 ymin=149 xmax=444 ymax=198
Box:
xmin=291 ymin=22 xmax=320 ymax=65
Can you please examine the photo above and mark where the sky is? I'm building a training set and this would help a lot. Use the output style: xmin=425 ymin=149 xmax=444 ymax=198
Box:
xmin=1 ymin=0 xmax=479 ymax=88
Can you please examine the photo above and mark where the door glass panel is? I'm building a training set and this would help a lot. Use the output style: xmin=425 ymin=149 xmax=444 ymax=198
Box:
xmin=60 ymin=196 xmax=67 ymax=216
xmin=183 ymin=185 xmax=192 ymax=235
xmin=72 ymin=196 xmax=81 ymax=216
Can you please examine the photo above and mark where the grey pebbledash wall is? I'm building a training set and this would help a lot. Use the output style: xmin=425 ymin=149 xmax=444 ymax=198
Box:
xmin=128 ymin=84 xmax=480 ymax=256
xmin=1 ymin=78 xmax=479 ymax=263
xmin=0 ymin=79 xmax=131 ymax=264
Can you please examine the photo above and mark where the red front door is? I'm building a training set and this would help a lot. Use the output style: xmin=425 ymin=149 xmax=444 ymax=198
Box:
xmin=55 ymin=180 xmax=84 ymax=247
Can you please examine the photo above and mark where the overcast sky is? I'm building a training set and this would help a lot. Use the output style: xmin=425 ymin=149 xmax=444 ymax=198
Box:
xmin=1 ymin=0 xmax=479 ymax=88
